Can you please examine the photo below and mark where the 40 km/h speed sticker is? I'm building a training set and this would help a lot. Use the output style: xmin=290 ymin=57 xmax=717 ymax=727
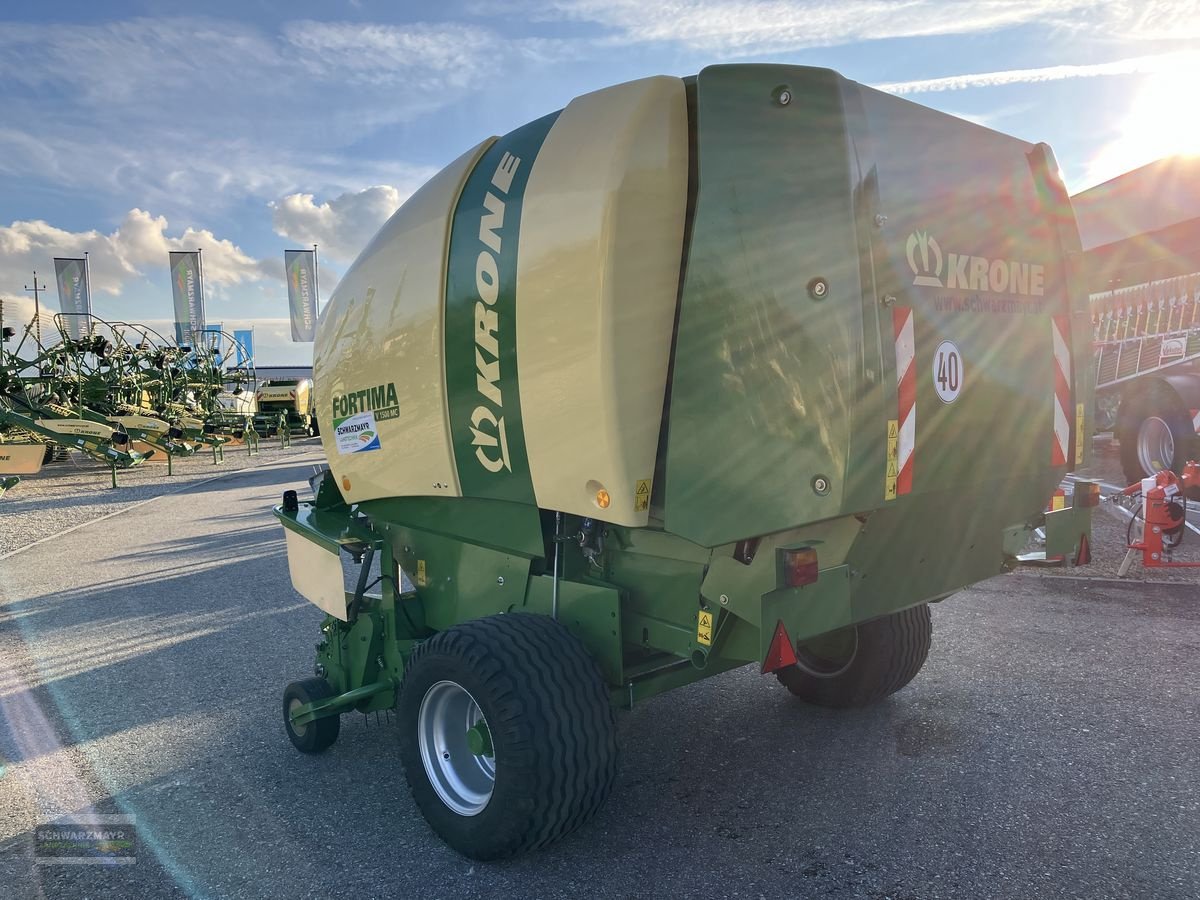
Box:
xmin=932 ymin=340 xmax=964 ymax=403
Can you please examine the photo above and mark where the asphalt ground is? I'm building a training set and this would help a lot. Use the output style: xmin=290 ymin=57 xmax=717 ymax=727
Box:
xmin=0 ymin=436 xmax=316 ymax=556
xmin=0 ymin=451 xmax=1198 ymax=899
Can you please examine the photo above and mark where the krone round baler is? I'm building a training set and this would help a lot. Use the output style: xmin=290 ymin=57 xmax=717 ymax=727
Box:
xmin=274 ymin=64 xmax=1098 ymax=859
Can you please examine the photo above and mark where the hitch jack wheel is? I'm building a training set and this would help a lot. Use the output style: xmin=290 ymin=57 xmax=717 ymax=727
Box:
xmin=283 ymin=677 xmax=341 ymax=753
xmin=776 ymin=604 xmax=932 ymax=708
xmin=398 ymin=613 xmax=618 ymax=860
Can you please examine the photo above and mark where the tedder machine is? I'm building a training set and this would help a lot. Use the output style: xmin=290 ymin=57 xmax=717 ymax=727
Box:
xmin=274 ymin=65 xmax=1098 ymax=858
xmin=0 ymin=310 xmax=259 ymax=488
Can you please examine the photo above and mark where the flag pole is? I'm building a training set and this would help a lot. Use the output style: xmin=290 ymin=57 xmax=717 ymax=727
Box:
xmin=196 ymin=247 xmax=205 ymax=349
xmin=312 ymin=243 xmax=320 ymax=318
xmin=84 ymin=251 xmax=93 ymax=336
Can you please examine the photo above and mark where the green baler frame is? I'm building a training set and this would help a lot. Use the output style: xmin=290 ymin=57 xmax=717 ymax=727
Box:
xmin=276 ymin=469 xmax=1094 ymax=724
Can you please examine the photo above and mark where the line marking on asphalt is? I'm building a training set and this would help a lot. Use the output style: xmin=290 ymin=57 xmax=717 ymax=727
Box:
xmin=0 ymin=449 xmax=321 ymax=562
xmin=1010 ymin=572 xmax=1196 ymax=587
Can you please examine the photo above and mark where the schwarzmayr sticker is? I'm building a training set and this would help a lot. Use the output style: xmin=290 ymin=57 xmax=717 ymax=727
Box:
xmin=331 ymin=382 xmax=398 ymax=454
xmin=334 ymin=412 xmax=382 ymax=454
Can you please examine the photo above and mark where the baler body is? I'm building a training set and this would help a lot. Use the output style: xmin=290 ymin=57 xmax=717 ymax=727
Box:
xmin=280 ymin=63 xmax=1094 ymax=707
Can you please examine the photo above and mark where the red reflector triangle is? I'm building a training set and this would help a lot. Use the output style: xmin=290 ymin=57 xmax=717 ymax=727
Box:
xmin=1074 ymin=533 xmax=1091 ymax=566
xmin=761 ymin=619 xmax=798 ymax=674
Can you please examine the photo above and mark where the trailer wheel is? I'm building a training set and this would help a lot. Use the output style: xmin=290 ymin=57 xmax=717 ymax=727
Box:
xmin=397 ymin=613 xmax=618 ymax=860
xmin=775 ymin=604 xmax=932 ymax=708
xmin=1117 ymin=383 xmax=1197 ymax=484
xmin=283 ymin=678 xmax=341 ymax=753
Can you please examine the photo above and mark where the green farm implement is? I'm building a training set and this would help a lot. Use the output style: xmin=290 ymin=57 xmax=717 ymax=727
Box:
xmin=0 ymin=313 xmax=259 ymax=482
xmin=274 ymin=65 xmax=1098 ymax=859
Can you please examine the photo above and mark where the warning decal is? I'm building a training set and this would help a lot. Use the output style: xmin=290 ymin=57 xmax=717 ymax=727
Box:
xmin=696 ymin=610 xmax=713 ymax=647
xmin=885 ymin=419 xmax=899 ymax=500
xmin=634 ymin=478 xmax=651 ymax=512
xmin=416 ymin=559 xmax=427 ymax=587
xmin=1075 ymin=403 xmax=1085 ymax=466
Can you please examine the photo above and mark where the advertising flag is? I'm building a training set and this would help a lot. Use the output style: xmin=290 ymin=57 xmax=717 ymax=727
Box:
xmin=200 ymin=324 xmax=223 ymax=356
xmin=233 ymin=329 xmax=254 ymax=367
xmin=53 ymin=258 xmax=92 ymax=340
xmin=169 ymin=251 xmax=206 ymax=345
xmin=284 ymin=249 xmax=319 ymax=342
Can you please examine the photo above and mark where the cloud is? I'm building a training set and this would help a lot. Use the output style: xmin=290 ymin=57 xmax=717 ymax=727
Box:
xmin=525 ymin=0 xmax=1075 ymax=53
xmin=875 ymin=50 xmax=1200 ymax=94
xmin=0 ymin=17 xmax=522 ymax=219
xmin=0 ymin=210 xmax=270 ymax=309
xmin=281 ymin=20 xmax=497 ymax=88
xmin=270 ymin=185 xmax=413 ymax=263
xmin=519 ymin=0 xmax=1200 ymax=55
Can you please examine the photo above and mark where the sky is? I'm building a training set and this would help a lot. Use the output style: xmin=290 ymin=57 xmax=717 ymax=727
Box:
xmin=1 ymin=0 xmax=1198 ymax=364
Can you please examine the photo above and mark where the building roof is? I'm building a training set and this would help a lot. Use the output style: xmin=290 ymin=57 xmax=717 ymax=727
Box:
xmin=1071 ymin=156 xmax=1200 ymax=291
xmin=1071 ymin=155 xmax=1200 ymax=251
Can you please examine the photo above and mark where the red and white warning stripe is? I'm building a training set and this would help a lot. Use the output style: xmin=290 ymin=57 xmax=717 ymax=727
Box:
xmin=894 ymin=306 xmax=915 ymax=494
xmin=1051 ymin=315 xmax=1071 ymax=466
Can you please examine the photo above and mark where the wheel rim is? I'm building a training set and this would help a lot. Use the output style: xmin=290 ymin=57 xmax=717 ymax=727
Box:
xmin=1137 ymin=416 xmax=1175 ymax=475
xmin=794 ymin=626 xmax=859 ymax=679
xmin=288 ymin=697 xmax=307 ymax=737
xmin=418 ymin=680 xmax=495 ymax=816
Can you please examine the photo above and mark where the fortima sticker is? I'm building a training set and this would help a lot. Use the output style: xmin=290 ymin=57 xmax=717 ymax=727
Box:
xmin=334 ymin=411 xmax=382 ymax=454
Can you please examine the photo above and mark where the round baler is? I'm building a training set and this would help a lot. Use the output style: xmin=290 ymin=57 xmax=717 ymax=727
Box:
xmin=275 ymin=64 xmax=1098 ymax=859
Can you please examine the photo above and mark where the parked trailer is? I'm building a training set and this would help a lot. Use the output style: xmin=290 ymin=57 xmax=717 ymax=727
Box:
xmin=274 ymin=65 xmax=1097 ymax=859
xmin=1089 ymin=272 xmax=1200 ymax=484
xmin=1072 ymin=157 xmax=1200 ymax=484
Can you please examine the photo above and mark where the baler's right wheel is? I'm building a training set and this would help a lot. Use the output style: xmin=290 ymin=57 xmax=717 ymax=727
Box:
xmin=776 ymin=604 xmax=932 ymax=708
xmin=397 ymin=613 xmax=618 ymax=860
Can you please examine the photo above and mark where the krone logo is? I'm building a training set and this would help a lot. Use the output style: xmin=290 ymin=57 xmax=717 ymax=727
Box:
xmin=904 ymin=230 xmax=1045 ymax=297
xmin=906 ymin=231 xmax=944 ymax=287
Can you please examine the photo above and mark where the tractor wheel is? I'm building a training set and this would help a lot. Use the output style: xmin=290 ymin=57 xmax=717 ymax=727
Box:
xmin=283 ymin=677 xmax=341 ymax=753
xmin=775 ymin=604 xmax=932 ymax=708
xmin=397 ymin=613 xmax=618 ymax=860
xmin=1117 ymin=383 xmax=1197 ymax=485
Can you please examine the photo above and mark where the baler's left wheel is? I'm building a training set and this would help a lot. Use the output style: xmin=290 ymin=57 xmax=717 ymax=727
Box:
xmin=397 ymin=613 xmax=618 ymax=860
xmin=283 ymin=677 xmax=341 ymax=753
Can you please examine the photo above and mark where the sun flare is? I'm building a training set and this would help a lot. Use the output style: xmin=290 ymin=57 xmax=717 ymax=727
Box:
xmin=1087 ymin=54 xmax=1200 ymax=184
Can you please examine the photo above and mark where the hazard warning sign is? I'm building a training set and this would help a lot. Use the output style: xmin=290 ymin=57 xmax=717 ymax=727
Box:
xmin=696 ymin=609 xmax=713 ymax=646
xmin=885 ymin=419 xmax=899 ymax=500
xmin=634 ymin=478 xmax=651 ymax=512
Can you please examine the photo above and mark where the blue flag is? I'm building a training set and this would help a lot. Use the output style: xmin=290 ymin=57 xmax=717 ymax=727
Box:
xmin=233 ymin=329 xmax=254 ymax=367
